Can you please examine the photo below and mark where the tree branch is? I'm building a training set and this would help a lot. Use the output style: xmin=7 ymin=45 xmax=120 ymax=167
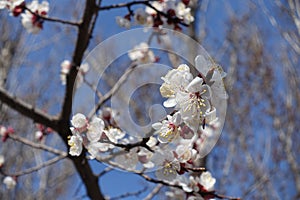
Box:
xmin=0 ymin=87 xmax=58 ymax=131
xmin=1 ymin=155 xmax=66 ymax=177
xmin=7 ymin=133 xmax=67 ymax=156
xmin=56 ymin=1 xmax=105 ymax=200
xmin=97 ymin=0 xmax=188 ymax=27
xmin=88 ymin=63 xmax=138 ymax=119
xmin=60 ymin=0 xmax=99 ymax=122
xmin=24 ymin=7 xmax=80 ymax=27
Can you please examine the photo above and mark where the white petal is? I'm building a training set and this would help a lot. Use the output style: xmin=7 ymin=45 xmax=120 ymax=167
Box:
xmin=163 ymin=98 xmax=177 ymax=108
xmin=186 ymin=77 xmax=203 ymax=93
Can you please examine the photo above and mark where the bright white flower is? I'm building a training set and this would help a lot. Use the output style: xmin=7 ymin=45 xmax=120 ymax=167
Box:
xmin=146 ymin=136 xmax=157 ymax=148
xmin=104 ymin=128 xmax=125 ymax=143
xmin=68 ymin=134 xmax=83 ymax=156
xmin=145 ymin=1 xmax=164 ymax=15
xmin=0 ymin=0 xmax=25 ymax=16
xmin=71 ymin=113 xmax=87 ymax=130
xmin=0 ymin=126 xmax=7 ymax=136
xmin=176 ymin=2 xmax=194 ymax=24
xmin=80 ymin=63 xmax=89 ymax=74
xmin=176 ymin=77 xmax=212 ymax=132
xmin=152 ymin=150 xmax=180 ymax=181
xmin=152 ymin=112 xmax=181 ymax=143
xmin=87 ymin=142 xmax=113 ymax=159
xmin=60 ymin=60 xmax=71 ymax=85
xmin=3 ymin=176 xmax=16 ymax=189
xmin=134 ymin=8 xmax=153 ymax=27
xmin=21 ymin=0 xmax=49 ymax=34
xmin=86 ymin=117 xmax=104 ymax=142
xmin=0 ymin=155 xmax=5 ymax=167
xmin=160 ymin=64 xmax=193 ymax=108
xmin=199 ymin=171 xmax=216 ymax=191
xmin=35 ymin=130 xmax=43 ymax=140
xmin=195 ymin=55 xmax=228 ymax=99
xmin=128 ymin=42 xmax=155 ymax=64
xmin=181 ymin=176 xmax=199 ymax=193
xmin=116 ymin=16 xmax=130 ymax=29
xmin=0 ymin=1 xmax=6 ymax=9
xmin=175 ymin=144 xmax=195 ymax=163
xmin=75 ymin=62 xmax=90 ymax=88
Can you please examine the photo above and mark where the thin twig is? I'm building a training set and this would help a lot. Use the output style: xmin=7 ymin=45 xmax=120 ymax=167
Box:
xmin=88 ymin=63 xmax=138 ymax=119
xmin=143 ymin=184 xmax=163 ymax=200
xmin=2 ymin=155 xmax=66 ymax=177
xmin=97 ymin=0 xmax=157 ymax=11
xmin=97 ymin=0 xmax=188 ymax=27
xmin=110 ymin=186 xmax=148 ymax=200
xmin=0 ymin=87 xmax=58 ymax=131
xmin=7 ymin=133 xmax=67 ymax=156
xmin=24 ymin=7 xmax=80 ymax=27
xmin=83 ymin=76 xmax=103 ymax=99
xmin=97 ymin=166 xmax=113 ymax=177
xmin=103 ymin=137 xmax=153 ymax=152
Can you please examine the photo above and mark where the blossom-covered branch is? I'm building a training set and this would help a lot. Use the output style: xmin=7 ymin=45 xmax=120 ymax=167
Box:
xmin=24 ymin=6 xmax=80 ymax=27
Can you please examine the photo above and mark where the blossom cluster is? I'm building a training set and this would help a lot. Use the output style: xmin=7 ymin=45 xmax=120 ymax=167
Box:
xmin=67 ymin=54 xmax=226 ymax=199
xmin=0 ymin=0 xmax=49 ymax=34
xmin=128 ymin=42 xmax=156 ymax=64
xmin=116 ymin=0 xmax=194 ymax=30
xmin=68 ymin=108 xmax=126 ymax=158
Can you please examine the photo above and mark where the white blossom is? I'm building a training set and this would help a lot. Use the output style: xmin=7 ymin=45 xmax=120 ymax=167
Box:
xmin=175 ymin=2 xmax=194 ymax=24
xmin=0 ymin=126 xmax=7 ymax=136
xmin=152 ymin=112 xmax=181 ymax=143
xmin=0 ymin=1 xmax=6 ymax=9
xmin=0 ymin=0 xmax=24 ymax=16
xmin=71 ymin=113 xmax=87 ymax=130
xmin=134 ymin=8 xmax=153 ymax=27
xmin=160 ymin=64 xmax=193 ymax=108
xmin=116 ymin=16 xmax=131 ymax=29
xmin=199 ymin=171 xmax=216 ymax=191
xmin=104 ymin=127 xmax=125 ymax=143
xmin=145 ymin=1 xmax=164 ymax=15
xmin=128 ymin=42 xmax=155 ymax=64
xmin=87 ymin=142 xmax=113 ymax=159
xmin=74 ymin=62 xmax=90 ymax=88
xmin=21 ymin=0 xmax=49 ymax=34
xmin=34 ymin=130 xmax=43 ymax=141
xmin=3 ymin=176 xmax=16 ymax=189
xmin=152 ymin=150 xmax=180 ymax=181
xmin=146 ymin=136 xmax=157 ymax=148
xmin=86 ymin=117 xmax=104 ymax=142
xmin=60 ymin=60 xmax=71 ymax=85
xmin=175 ymin=144 xmax=196 ymax=163
xmin=68 ymin=134 xmax=83 ymax=156
xmin=176 ymin=76 xmax=211 ymax=132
